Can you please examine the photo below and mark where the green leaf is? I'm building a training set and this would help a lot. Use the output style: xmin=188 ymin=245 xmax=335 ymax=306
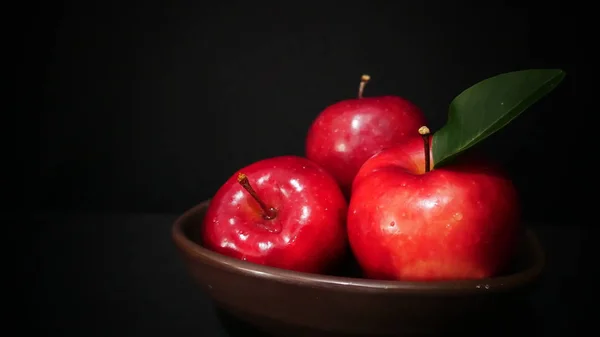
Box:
xmin=432 ymin=69 xmax=566 ymax=168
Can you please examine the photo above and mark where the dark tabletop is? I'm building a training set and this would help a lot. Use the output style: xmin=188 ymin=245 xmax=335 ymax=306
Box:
xmin=23 ymin=211 xmax=589 ymax=337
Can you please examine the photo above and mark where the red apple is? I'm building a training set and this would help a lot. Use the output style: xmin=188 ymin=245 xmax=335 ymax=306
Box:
xmin=306 ymin=75 xmax=427 ymax=195
xmin=348 ymin=127 xmax=521 ymax=281
xmin=202 ymin=155 xmax=348 ymax=274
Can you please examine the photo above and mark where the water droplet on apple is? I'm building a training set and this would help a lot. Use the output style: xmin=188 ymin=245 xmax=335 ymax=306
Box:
xmin=352 ymin=210 xmax=357 ymax=214
xmin=389 ymin=221 xmax=396 ymax=227
xmin=401 ymin=183 xmax=406 ymax=187
xmin=239 ymin=231 xmax=249 ymax=241
xmin=453 ymin=212 xmax=463 ymax=221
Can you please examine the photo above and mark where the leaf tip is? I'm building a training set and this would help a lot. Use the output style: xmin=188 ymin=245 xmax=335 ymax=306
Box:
xmin=544 ymin=68 xmax=567 ymax=79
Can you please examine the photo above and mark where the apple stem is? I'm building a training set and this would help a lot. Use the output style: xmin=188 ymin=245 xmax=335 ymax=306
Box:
xmin=358 ymin=74 xmax=371 ymax=99
xmin=418 ymin=126 xmax=431 ymax=173
xmin=237 ymin=173 xmax=278 ymax=220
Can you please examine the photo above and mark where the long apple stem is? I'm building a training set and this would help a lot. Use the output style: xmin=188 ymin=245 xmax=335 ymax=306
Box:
xmin=418 ymin=126 xmax=431 ymax=173
xmin=358 ymin=74 xmax=370 ymax=99
xmin=237 ymin=173 xmax=278 ymax=220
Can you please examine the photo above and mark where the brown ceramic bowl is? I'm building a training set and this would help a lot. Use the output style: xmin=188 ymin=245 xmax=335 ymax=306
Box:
xmin=172 ymin=200 xmax=545 ymax=337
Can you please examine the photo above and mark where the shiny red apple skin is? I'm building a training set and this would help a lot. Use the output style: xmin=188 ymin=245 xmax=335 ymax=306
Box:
xmin=202 ymin=155 xmax=348 ymax=274
xmin=348 ymin=136 xmax=521 ymax=281
xmin=306 ymin=95 xmax=427 ymax=195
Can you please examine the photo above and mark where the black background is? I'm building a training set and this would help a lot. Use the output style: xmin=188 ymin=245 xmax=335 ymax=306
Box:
xmin=17 ymin=0 xmax=588 ymax=336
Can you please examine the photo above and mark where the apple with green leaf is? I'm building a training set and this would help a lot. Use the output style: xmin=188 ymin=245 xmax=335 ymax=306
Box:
xmin=306 ymin=74 xmax=427 ymax=196
xmin=348 ymin=69 xmax=566 ymax=281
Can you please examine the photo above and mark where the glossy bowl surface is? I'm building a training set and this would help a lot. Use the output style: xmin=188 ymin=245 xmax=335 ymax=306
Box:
xmin=172 ymin=200 xmax=545 ymax=337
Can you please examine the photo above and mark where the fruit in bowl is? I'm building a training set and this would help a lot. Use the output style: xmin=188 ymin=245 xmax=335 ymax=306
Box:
xmin=349 ymin=127 xmax=520 ymax=281
xmin=305 ymin=74 xmax=427 ymax=196
xmin=172 ymin=68 xmax=566 ymax=337
xmin=201 ymin=155 xmax=348 ymax=274
xmin=345 ymin=68 xmax=566 ymax=282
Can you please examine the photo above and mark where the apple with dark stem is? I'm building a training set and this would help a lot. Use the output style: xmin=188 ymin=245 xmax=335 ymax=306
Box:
xmin=306 ymin=74 xmax=428 ymax=196
xmin=348 ymin=126 xmax=521 ymax=281
xmin=202 ymin=155 xmax=349 ymax=274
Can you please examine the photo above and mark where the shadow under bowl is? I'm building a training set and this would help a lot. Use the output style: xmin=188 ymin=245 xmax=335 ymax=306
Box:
xmin=172 ymin=200 xmax=545 ymax=337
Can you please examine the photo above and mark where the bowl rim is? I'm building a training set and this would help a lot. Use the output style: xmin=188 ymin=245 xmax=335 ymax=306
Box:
xmin=172 ymin=200 xmax=546 ymax=295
